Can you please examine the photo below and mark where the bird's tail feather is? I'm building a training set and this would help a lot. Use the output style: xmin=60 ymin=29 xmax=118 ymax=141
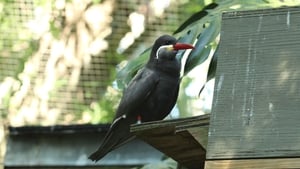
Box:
xmin=89 ymin=148 xmax=110 ymax=162
xmin=88 ymin=132 xmax=115 ymax=161
xmin=88 ymin=136 xmax=135 ymax=162
xmin=88 ymin=117 xmax=136 ymax=162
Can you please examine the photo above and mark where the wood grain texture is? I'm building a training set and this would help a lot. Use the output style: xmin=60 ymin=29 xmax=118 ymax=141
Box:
xmin=131 ymin=114 xmax=209 ymax=169
xmin=205 ymin=158 xmax=300 ymax=169
xmin=207 ymin=6 xmax=300 ymax=160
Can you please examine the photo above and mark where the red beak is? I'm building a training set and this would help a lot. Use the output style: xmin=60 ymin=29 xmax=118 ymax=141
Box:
xmin=173 ymin=43 xmax=194 ymax=50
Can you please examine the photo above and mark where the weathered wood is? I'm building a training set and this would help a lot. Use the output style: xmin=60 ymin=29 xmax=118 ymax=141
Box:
xmin=187 ymin=127 xmax=208 ymax=150
xmin=131 ymin=114 xmax=210 ymax=169
xmin=131 ymin=114 xmax=210 ymax=133
xmin=205 ymin=158 xmax=300 ymax=169
xmin=207 ymin=6 xmax=300 ymax=160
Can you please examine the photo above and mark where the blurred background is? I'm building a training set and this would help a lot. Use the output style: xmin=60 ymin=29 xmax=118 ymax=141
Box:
xmin=1 ymin=0 xmax=300 ymax=168
xmin=0 ymin=0 xmax=214 ymax=166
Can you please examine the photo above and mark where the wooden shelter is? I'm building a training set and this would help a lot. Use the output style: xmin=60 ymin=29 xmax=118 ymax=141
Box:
xmin=132 ymin=6 xmax=300 ymax=169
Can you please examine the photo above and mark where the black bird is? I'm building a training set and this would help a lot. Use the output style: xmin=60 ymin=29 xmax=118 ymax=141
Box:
xmin=89 ymin=35 xmax=194 ymax=162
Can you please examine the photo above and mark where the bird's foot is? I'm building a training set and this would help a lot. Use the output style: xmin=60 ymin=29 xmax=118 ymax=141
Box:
xmin=136 ymin=115 xmax=142 ymax=124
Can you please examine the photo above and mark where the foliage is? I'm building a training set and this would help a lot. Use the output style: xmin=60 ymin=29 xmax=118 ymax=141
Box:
xmin=86 ymin=86 xmax=122 ymax=124
xmin=116 ymin=0 xmax=300 ymax=120
xmin=117 ymin=0 xmax=300 ymax=89
xmin=1 ymin=0 xmax=300 ymax=168
xmin=1 ymin=0 xmax=300 ymax=126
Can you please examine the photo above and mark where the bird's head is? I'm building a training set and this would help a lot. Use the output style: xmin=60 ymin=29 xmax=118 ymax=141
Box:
xmin=151 ymin=35 xmax=194 ymax=60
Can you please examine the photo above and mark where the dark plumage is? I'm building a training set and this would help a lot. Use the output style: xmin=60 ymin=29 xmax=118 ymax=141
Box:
xmin=89 ymin=35 xmax=194 ymax=162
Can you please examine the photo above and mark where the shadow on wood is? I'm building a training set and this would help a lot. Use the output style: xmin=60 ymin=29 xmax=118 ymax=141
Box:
xmin=131 ymin=114 xmax=210 ymax=169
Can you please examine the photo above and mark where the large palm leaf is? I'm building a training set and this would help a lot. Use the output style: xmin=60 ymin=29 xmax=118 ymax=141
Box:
xmin=116 ymin=0 xmax=300 ymax=92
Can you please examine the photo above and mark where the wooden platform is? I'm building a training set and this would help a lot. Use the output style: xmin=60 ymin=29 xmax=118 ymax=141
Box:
xmin=131 ymin=114 xmax=210 ymax=169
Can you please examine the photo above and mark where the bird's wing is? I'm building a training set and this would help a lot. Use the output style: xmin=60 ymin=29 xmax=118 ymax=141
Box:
xmin=115 ymin=67 xmax=159 ymax=119
xmin=88 ymin=68 xmax=159 ymax=161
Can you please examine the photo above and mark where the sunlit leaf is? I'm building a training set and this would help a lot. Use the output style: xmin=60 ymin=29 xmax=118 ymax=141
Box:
xmin=183 ymin=17 xmax=220 ymax=75
xmin=116 ymin=0 xmax=300 ymax=92
xmin=116 ymin=48 xmax=151 ymax=89
xmin=198 ymin=49 xmax=218 ymax=96
xmin=206 ymin=47 xmax=218 ymax=82
xmin=175 ymin=25 xmax=201 ymax=61
xmin=173 ymin=3 xmax=218 ymax=34
xmin=116 ymin=3 xmax=220 ymax=89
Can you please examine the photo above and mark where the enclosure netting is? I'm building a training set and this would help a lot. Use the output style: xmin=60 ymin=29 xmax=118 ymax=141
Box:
xmin=0 ymin=0 xmax=191 ymax=125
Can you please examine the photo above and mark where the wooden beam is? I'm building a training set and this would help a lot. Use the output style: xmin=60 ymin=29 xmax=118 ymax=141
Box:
xmin=131 ymin=114 xmax=210 ymax=169
xmin=186 ymin=127 xmax=208 ymax=150
xmin=205 ymin=158 xmax=300 ymax=169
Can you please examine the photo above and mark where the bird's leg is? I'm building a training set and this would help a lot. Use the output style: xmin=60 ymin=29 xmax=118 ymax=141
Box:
xmin=136 ymin=115 xmax=142 ymax=124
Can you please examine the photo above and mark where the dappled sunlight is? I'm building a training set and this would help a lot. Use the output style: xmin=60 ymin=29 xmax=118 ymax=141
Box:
xmin=117 ymin=32 xmax=137 ymax=54
xmin=2 ymin=0 xmax=114 ymax=126
xmin=117 ymin=0 xmax=174 ymax=54
xmin=150 ymin=0 xmax=171 ymax=17
xmin=276 ymin=52 xmax=300 ymax=95
xmin=2 ymin=0 xmax=300 ymax=168
xmin=178 ymin=48 xmax=216 ymax=117
xmin=1 ymin=0 xmax=299 ymax=132
xmin=26 ymin=5 xmax=51 ymax=38
xmin=277 ymin=60 xmax=289 ymax=86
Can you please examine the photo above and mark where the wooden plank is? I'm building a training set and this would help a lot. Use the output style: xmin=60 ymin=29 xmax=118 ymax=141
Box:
xmin=131 ymin=114 xmax=210 ymax=133
xmin=205 ymin=158 xmax=300 ymax=169
xmin=186 ymin=127 xmax=209 ymax=150
xmin=131 ymin=115 xmax=209 ymax=169
xmin=207 ymin=6 xmax=300 ymax=159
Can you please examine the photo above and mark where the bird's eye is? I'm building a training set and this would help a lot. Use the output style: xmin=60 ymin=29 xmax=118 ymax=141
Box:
xmin=165 ymin=41 xmax=171 ymax=45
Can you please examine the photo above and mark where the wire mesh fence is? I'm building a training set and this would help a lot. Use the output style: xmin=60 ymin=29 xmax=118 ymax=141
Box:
xmin=0 ymin=0 xmax=193 ymax=125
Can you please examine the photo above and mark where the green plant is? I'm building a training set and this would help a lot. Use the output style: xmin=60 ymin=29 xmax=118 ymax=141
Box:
xmin=116 ymin=0 xmax=300 ymax=119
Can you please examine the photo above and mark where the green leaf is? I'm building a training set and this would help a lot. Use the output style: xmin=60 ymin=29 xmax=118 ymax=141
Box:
xmin=173 ymin=3 xmax=219 ymax=34
xmin=116 ymin=0 xmax=300 ymax=91
xmin=50 ymin=21 xmax=61 ymax=39
xmin=116 ymin=3 xmax=221 ymax=89
xmin=175 ymin=27 xmax=200 ymax=61
xmin=183 ymin=17 xmax=220 ymax=75
xmin=198 ymin=49 xmax=218 ymax=96
xmin=206 ymin=47 xmax=218 ymax=82
xmin=116 ymin=48 xmax=151 ymax=89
